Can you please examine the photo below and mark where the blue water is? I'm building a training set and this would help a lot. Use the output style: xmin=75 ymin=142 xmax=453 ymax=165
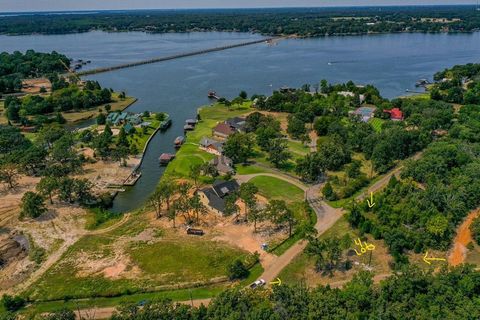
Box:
xmin=1 ymin=31 xmax=480 ymax=212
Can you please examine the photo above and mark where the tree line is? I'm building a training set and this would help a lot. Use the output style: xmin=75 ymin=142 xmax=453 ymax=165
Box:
xmin=4 ymin=265 xmax=479 ymax=319
xmin=0 ymin=50 xmax=69 ymax=95
xmin=5 ymin=80 xmax=112 ymax=126
xmin=1 ymin=6 xmax=480 ymax=37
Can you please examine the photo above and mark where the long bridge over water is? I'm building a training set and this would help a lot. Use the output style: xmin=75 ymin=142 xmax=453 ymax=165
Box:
xmin=77 ymin=37 xmax=281 ymax=76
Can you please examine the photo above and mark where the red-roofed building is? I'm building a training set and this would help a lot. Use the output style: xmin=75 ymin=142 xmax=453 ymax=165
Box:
xmin=383 ymin=108 xmax=404 ymax=121
xmin=212 ymin=122 xmax=236 ymax=139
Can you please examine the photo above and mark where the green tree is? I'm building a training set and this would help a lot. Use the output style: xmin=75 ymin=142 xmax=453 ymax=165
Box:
xmin=287 ymin=115 xmax=307 ymax=139
xmin=36 ymin=176 xmax=58 ymax=204
xmin=0 ymin=164 xmax=19 ymax=190
xmin=20 ymin=192 xmax=47 ymax=219
xmin=117 ymin=127 xmax=130 ymax=147
xmin=322 ymin=182 xmax=337 ymax=201
xmin=239 ymin=182 xmax=258 ymax=221
xmin=267 ymin=138 xmax=292 ymax=168
xmin=227 ymin=259 xmax=250 ymax=280
xmin=1 ymin=294 xmax=26 ymax=312
xmin=189 ymin=193 xmax=208 ymax=225
xmin=239 ymin=90 xmax=248 ymax=100
xmin=223 ymin=133 xmax=255 ymax=164
xmin=224 ymin=193 xmax=240 ymax=218
xmin=265 ymin=200 xmax=296 ymax=236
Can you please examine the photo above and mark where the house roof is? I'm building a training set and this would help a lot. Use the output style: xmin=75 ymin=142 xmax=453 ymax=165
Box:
xmin=225 ymin=117 xmax=246 ymax=131
xmin=200 ymin=137 xmax=224 ymax=152
xmin=212 ymin=180 xmax=239 ymax=198
xmin=384 ymin=108 xmax=404 ymax=120
xmin=211 ymin=155 xmax=234 ymax=174
xmin=213 ymin=122 xmax=235 ymax=136
xmin=200 ymin=179 xmax=239 ymax=213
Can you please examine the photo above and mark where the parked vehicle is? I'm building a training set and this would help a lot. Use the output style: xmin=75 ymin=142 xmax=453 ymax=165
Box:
xmin=186 ymin=227 xmax=204 ymax=236
xmin=250 ymin=279 xmax=266 ymax=289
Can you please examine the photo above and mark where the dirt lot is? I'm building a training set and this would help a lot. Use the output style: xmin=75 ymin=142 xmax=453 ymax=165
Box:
xmin=77 ymin=150 xmax=141 ymax=189
xmin=449 ymin=210 xmax=480 ymax=266
xmin=22 ymin=78 xmax=52 ymax=94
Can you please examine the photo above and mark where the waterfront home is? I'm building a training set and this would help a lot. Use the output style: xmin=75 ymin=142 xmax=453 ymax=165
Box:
xmin=210 ymin=155 xmax=235 ymax=175
xmin=383 ymin=108 xmax=404 ymax=121
xmin=225 ymin=117 xmax=247 ymax=133
xmin=352 ymin=106 xmax=376 ymax=122
xmin=212 ymin=122 xmax=236 ymax=139
xmin=198 ymin=180 xmax=240 ymax=215
xmin=107 ymin=112 xmax=144 ymax=126
xmin=212 ymin=117 xmax=246 ymax=139
xmin=199 ymin=137 xmax=224 ymax=155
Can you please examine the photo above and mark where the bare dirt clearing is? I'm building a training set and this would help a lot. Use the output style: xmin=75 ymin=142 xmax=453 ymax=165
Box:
xmin=449 ymin=210 xmax=480 ymax=266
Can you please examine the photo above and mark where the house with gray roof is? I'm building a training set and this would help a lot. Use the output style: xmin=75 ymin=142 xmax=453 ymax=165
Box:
xmin=198 ymin=180 xmax=240 ymax=215
xmin=199 ymin=137 xmax=224 ymax=155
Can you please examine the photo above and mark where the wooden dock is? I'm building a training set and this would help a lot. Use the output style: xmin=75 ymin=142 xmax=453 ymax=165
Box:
xmin=76 ymin=37 xmax=280 ymax=76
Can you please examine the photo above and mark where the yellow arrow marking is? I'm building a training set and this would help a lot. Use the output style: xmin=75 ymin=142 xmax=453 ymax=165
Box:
xmin=423 ymin=251 xmax=446 ymax=265
xmin=366 ymin=192 xmax=375 ymax=208
xmin=270 ymin=278 xmax=282 ymax=286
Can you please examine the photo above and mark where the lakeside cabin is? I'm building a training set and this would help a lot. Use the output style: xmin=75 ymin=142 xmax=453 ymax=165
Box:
xmin=159 ymin=153 xmax=175 ymax=165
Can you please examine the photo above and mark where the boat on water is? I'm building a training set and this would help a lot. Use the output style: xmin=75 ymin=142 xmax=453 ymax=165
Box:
xmin=208 ymin=91 xmax=219 ymax=99
xmin=184 ymin=124 xmax=195 ymax=131
xmin=159 ymin=153 xmax=175 ymax=165
xmin=185 ymin=119 xmax=198 ymax=126
xmin=174 ymin=136 xmax=185 ymax=148
xmin=159 ymin=115 xmax=172 ymax=130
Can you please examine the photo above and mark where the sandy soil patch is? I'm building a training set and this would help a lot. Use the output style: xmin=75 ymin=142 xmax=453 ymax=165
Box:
xmin=449 ymin=210 xmax=480 ymax=266
xmin=21 ymin=78 xmax=51 ymax=94
xmin=77 ymin=156 xmax=141 ymax=190
xmin=0 ymin=175 xmax=40 ymax=227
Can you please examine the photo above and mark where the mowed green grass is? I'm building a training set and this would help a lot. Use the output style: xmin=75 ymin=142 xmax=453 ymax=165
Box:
xmin=249 ymin=175 xmax=304 ymax=204
xmin=163 ymin=102 xmax=252 ymax=180
xmin=128 ymin=240 xmax=247 ymax=282
xmin=369 ymin=118 xmax=385 ymax=133
xmin=26 ymin=215 xmax=246 ymax=301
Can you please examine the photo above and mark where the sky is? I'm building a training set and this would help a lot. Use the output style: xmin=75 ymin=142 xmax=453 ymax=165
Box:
xmin=0 ymin=0 xmax=477 ymax=13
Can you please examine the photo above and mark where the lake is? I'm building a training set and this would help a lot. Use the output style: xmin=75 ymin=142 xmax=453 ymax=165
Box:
xmin=1 ymin=31 xmax=480 ymax=212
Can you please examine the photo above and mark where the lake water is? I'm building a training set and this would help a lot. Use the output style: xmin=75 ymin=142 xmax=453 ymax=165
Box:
xmin=1 ymin=31 xmax=480 ymax=212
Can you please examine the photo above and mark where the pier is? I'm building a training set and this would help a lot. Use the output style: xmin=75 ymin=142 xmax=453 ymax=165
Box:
xmin=77 ymin=37 xmax=281 ymax=76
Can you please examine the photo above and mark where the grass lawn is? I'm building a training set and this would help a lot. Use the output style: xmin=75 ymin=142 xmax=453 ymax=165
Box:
xmin=163 ymin=102 xmax=253 ymax=180
xmin=287 ymin=140 xmax=309 ymax=157
xmin=127 ymin=115 xmax=161 ymax=153
xmin=23 ymin=262 xmax=264 ymax=317
xmin=22 ymin=286 xmax=225 ymax=316
xmin=249 ymin=176 xmax=304 ymax=204
xmin=369 ymin=118 xmax=385 ymax=133
xmin=236 ymin=164 xmax=272 ymax=175
xmin=128 ymin=240 xmax=247 ymax=283
xmin=25 ymin=213 xmax=246 ymax=302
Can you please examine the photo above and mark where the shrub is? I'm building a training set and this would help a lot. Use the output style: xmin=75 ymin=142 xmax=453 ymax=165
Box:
xmin=1 ymin=294 xmax=26 ymax=312
xmin=227 ymin=259 xmax=250 ymax=280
